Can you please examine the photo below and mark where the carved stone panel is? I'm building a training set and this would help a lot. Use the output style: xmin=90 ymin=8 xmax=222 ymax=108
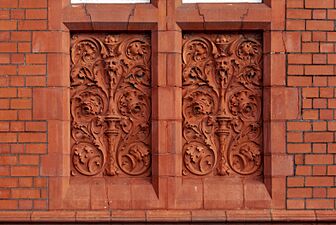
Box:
xmin=182 ymin=33 xmax=263 ymax=177
xmin=70 ymin=33 xmax=151 ymax=177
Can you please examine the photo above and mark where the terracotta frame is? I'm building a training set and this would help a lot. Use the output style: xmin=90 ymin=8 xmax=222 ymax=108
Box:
xmin=33 ymin=0 xmax=296 ymax=211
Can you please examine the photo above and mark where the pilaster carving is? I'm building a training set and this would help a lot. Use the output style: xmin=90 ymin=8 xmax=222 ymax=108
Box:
xmin=70 ymin=34 xmax=151 ymax=177
xmin=182 ymin=33 xmax=263 ymax=177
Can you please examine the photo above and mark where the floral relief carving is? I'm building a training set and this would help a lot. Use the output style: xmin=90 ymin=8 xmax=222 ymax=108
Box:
xmin=70 ymin=33 xmax=151 ymax=177
xmin=182 ymin=33 xmax=263 ymax=177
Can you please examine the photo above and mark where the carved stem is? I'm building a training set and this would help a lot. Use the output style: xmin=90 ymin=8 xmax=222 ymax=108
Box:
xmin=104 ymin=115 xmax=121 ymax=175
xmin=216 ymin=115 xmax=232 ymax=176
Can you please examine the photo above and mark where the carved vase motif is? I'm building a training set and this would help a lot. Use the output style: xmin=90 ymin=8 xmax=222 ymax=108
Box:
xmin=182 ymin=33 xmax=263 ymax=177
xmin=70 ymin=33 xmax=151 ymax=177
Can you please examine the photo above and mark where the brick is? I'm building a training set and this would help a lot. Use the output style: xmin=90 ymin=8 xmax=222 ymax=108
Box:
xmin=286 ymin=20 xmax=305 ymax=30
xmin=0 ymin=43 xmax=17 ymax=53
xmin=12 ymin=189 xmax=40 ymax=199
xmin=18 ymin=20 xmax=47 ymax=30
xmin=18 ymin=65 xmax=46 ymax=75
xmin=18 ymin=88 xmax=32 ymax=98
xmin=25 ymin=122 xmax=46 ymax=132
xmin=320 ymin=43 xmax=334 ymax=53
xmin=288 ymin=65 xmax=304 ymax=75
xmin=302 ymin=110 xmax=318 ymax=120
xmin=10 ymin=121 xmax=24 ymax=132
xmin=19 ymin=200 xmax=32 ymax=210
xmin=25 ymin=54 xmax=46 ymax=64
xmin=0 ymin=10 xmax=10 ymax=19
xmin=0 ymin=133 xmax=17 ymax=142
xmin=312 ymin=32 xmax=326 ymax=41
xmin=295 ymin=165 xmax=312 ymax=175
xmin=305 ymin=65 xmax=334 ymax=75
xmin=288 ymin=76 xmax=312 ymax=86
xmin=288 ymin=177 xmax=304 ymax=187
xmin=313 ymin=54 xmax=327 ymax=64
xmin=287 ymin=188 xmax=312 ymax=198
xmin=0 ymin=200 xmax=17 ymax=210
xmin=19 ymin=155 xmax=39 ymax=165
xmin=0 ymin=155 xmax=17 ymax=165
xmin=26 ymin=144 xmax=46 ymax=154
xmin=287 ymin=121 xmax=311 ymax=131
xmin=313 ymin=187 xmax=327 ymax=198
xmin=287 ymin=9 xmax=312 ymax=19
xmin=18 ymin=42 xmax=31 ymax=52
xmin=11 ymin=166 xmax=39 ymax=176
xmin=0 ymin=0 xmax=18 ymax=8
xmin=302 ymin=43 xmax=319 ymax=53
xmin=319 ymin=88 xmax=333 ymax=98
xmin=288 ymin=54 xmax=312 ymax=64
xmin=18 ymin=133 xmax=46 ymax=143
xmin=314 ymin=143 xmax=327 ymax=155
xmin=327 ymin=54 xmax=336 ymax=64
xmin=287 ymin=199 xmax=305 ymax=209
xmin=11 ymin=32 xmax=31 ymax=41
xmin=0 ymin=88 xmax=17 ymax=97
xmin=327 ymin=165 xmax=336 ymax=175
xmin=18 ymin=0 xmax=47 ymax=8
xmin=304 ymin=132 xmax=333 ymax=142
xmin=328 ymin=9 xmax=336 ymax=19
xmin=287 ymin=132 xmax=303 ymax=142
xmin=313 ymin=99 xmax=327 ymax=108
xmin=328 ymin=143 xmax=336 ymax=153
xmin=313 ymin=9 xmax=327 ymax=19
xmin=306 ymin=177 xmax=334 ymax=186
xmin=0 ymin=54 xmax=10 ymax=64
xmin=302 ymin=87 xmax=319 ymax=97
xmin=287 ymin=0 xmax=304 ymax=8
xmin=305 ymin=154 xmax=333 ymax=164
xmin=313 ymin=121 xmax=327 ymax=130
xmin=18 ymin=177 xmax=32 ymax=187
xmin=327 ymin=188 xmax=336 ymax=197
xmin=306 ymin=199 xmax=334 ymax=209
xmin=313 ymin=165 xmax=327 ymax=175
xmin=11 ymin=54 xmax=24 ymax=64
xmin=288 ymin=143 xmax=311 ymax=153
xmin=327 ymin=32 xmax=336 ymax=41
xmin=0 ymin=21 xmax=17 ymax=30
xmin=313 ymin=76 xmax=327 ymax=86
xmin=26 ymin=9 xmax=47 ymax=19
xmin=10 ymin=99 xmax=31 ymax=109
xmin=305 ymin=0 xmax=334 ymax=8
xmin=306 ymin=20 xmax=334 ymax=31
xmin=10 ymin=9 xmax=24 ymax=19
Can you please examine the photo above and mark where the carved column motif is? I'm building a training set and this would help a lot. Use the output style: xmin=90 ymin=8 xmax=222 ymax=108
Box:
xmin=70 ymin=34 xmax=151 ymax=177
xmin=182 ymin=33 xmax=263 ymax=177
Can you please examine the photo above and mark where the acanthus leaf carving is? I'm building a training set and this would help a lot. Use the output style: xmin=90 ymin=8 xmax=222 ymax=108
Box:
xmin=182 ymin=33 xmax=263 ymax=177
xmin=70 ymin=33 xmax=151 ymax=177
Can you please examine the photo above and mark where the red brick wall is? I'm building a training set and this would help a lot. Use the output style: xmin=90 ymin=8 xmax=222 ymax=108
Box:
xmin=286 ymin=0 xmax=336 ymax=211
xmin=0 ymin=0 xmax=48 ymax=211
xmin=0 ymin=0 xmax=335 ymax=222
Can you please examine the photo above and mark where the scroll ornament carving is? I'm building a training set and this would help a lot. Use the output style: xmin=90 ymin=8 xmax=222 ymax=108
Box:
xmin=70 ymin=34 xmax=151 ymax=176
xmin=182 ymin=34 xmax=263 ymax=176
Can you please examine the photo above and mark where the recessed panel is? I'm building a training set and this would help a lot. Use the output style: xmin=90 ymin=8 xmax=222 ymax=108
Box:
xmin=182 ymin=33 xmax=263 ymax=177
xmin=70 ymin=33 xmax=151 ymax=177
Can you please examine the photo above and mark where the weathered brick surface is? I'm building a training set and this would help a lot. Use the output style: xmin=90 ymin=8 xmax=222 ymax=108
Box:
xmin=0 ymin=0 xmax=48 ymax=210
xmin=286 ymin=0 xmax=336 ymax=210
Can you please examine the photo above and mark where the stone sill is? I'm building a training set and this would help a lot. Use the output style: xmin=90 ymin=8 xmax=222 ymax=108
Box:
xmin=0 ymin=210 xmax=334 ymax=222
